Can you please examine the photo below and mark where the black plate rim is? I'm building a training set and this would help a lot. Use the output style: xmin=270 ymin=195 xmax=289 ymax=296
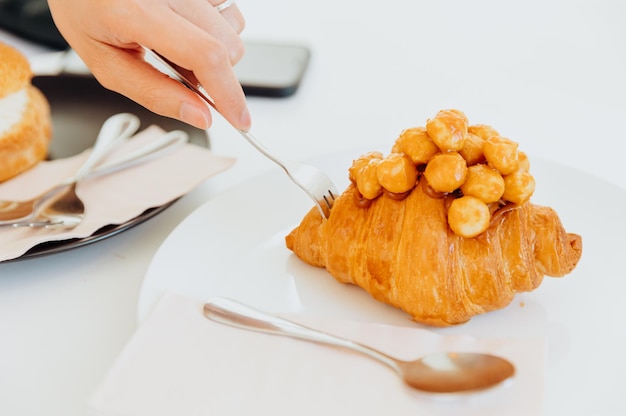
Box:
xmin=7 ymin=200 xmax=177 ymax=262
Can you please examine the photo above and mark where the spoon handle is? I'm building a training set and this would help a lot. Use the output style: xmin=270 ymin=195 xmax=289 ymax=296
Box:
xmin=70 ymin=113 xmax=141 ymax=182
xmin=203 ymin=297 xmax=401 ymax=372
xmin=86 ymin=130 xmax=188 ymax=179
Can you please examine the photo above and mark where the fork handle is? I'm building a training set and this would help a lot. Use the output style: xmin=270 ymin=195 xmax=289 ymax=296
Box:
xmin=147 ymin=49 xmax=332 ymax=218
xmin=146 ymin=49 xmax=287 ymax=168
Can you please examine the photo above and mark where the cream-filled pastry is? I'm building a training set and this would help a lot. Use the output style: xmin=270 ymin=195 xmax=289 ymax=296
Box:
xmin=0 ymin=42 xmax=52 ymax=182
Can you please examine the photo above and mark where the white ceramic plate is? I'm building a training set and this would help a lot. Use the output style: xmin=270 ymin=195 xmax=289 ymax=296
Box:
xmin=139 ymin=148 xmax=626 ymax=414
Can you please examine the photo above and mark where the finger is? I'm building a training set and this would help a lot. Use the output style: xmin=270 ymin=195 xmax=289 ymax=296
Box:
xmin=132 ymin=8 xmax=250 ymax=130
xmin=89 ymin=43 xmax=214 ymax=130
xmin=208 ymin=0 xmax=246 ymax=34
xmin=169 ymin=0 xmax=245 ymax=64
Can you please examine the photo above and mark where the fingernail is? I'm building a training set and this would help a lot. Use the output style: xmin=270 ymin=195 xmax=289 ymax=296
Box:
xmin=239 ymin=106 xmax=252 ymax=131
xmin=180 ymin=102 xmax=210 ymax=130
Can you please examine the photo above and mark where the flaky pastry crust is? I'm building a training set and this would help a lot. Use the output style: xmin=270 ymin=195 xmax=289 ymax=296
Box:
xmin=0 ymin=87 xmax=52 ymax=182
xmin=0 ymin=42 xmax=32 ymax=98
xmin=286 ymin=184 xmax=582 ymax=326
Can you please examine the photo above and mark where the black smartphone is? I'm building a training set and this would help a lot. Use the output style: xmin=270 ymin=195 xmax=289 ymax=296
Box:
xmin=235 ymin=41 xmax=311 ymax=98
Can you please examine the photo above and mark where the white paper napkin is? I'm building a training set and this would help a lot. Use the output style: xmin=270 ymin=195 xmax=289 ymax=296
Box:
xmin=0 ymin=126 xmax=235 ymax=262
xmin=88 ymin=292 xmax=545 ymax=416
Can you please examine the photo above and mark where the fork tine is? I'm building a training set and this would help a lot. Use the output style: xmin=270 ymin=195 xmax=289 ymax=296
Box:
xmin=284 ymin=160 xmax=338 ymax=219
xmin=315 ymin=187 xmax=336 ymax=219
xmin=322 ymin=193 xmax=334 ymax=210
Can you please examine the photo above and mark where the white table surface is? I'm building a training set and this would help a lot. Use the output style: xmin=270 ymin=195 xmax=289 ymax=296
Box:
xmin=1 ymin=1 xmax=625 ymax=415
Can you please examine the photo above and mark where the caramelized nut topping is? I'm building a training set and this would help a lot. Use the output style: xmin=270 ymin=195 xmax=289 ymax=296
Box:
xmin=517 ymin=151 xmax=531 ymax=172
xmin=392 ymin=127 xmax=439 ymax=165
xmin=502 ymin=170 xmax=535 ymax=205
xmin=468 ymin=124 xmax=499 ymax=141
xmin=426 ymin=109 xmax=468 ymax=152
xmin=355 ymin=159 xmax=383 ymax=200
xmin=348 ymin=109 xmax=535 ymax=238
xmin=460 ymin=164 xmax=505 ymax=203
xmin=349 ymin=151 xmax=383 ymax=183
xmin=423 ymin=152 xmax=467 ymax=193
xmin=447 ymin=196 xmax=491 ymax=238
xmin=483 ymin=136 xmax=519 ymax=175
xmin=376 ymin=153 xmax=418 ymax=194
xmin=459 ymin=133 xmax=486 ymax=166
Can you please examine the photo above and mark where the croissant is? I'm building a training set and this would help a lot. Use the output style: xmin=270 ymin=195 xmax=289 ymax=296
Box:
xmin=285 ymin=110 xmax=582 ymax=326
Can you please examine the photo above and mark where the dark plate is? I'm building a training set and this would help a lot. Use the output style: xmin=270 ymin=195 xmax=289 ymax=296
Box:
xmin=17 ymin=203 xmax=175 ymax=260
xmin=32 ymin=75 xmax=209 ymax=158
xmin=10 ymin=74 xmax=208 ymax=261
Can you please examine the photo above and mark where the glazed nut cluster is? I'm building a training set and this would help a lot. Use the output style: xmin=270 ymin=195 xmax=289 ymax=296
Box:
xmin=348 ymin=109 xmax=536 ymax=238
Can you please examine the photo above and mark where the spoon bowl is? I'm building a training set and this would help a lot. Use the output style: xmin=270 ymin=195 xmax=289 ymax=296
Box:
xmin=203 ymin=297 xmax=515 ymax=394
xmin=8 ymin=117 xmax=189 ymax=229
xmin=33 ymin=183 xmax=84 ymax=229
xmin=396 ymin=351 xmax=514 ymax=393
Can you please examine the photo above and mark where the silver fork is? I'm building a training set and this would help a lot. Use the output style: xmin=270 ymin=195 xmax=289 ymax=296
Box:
xmin=147 ymin=50 xmax=337 ymax=218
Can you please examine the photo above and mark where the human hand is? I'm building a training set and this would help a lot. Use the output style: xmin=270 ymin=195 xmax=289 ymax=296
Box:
xmin=47 ymin=0 xmax=251 ymax=131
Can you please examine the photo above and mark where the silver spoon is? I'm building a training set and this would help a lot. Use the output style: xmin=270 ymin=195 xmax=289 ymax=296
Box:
xmin=13 ymin=128 xmax=188 ymax=229
xmin=0 ymin=113 xmax=140 ymax=225
xmin=203 ymin=297 xmax=515 ymax=394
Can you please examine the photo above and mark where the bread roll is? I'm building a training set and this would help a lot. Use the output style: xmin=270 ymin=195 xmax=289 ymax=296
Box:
xmin=0 ymin=42 xmax=52 ymax=182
